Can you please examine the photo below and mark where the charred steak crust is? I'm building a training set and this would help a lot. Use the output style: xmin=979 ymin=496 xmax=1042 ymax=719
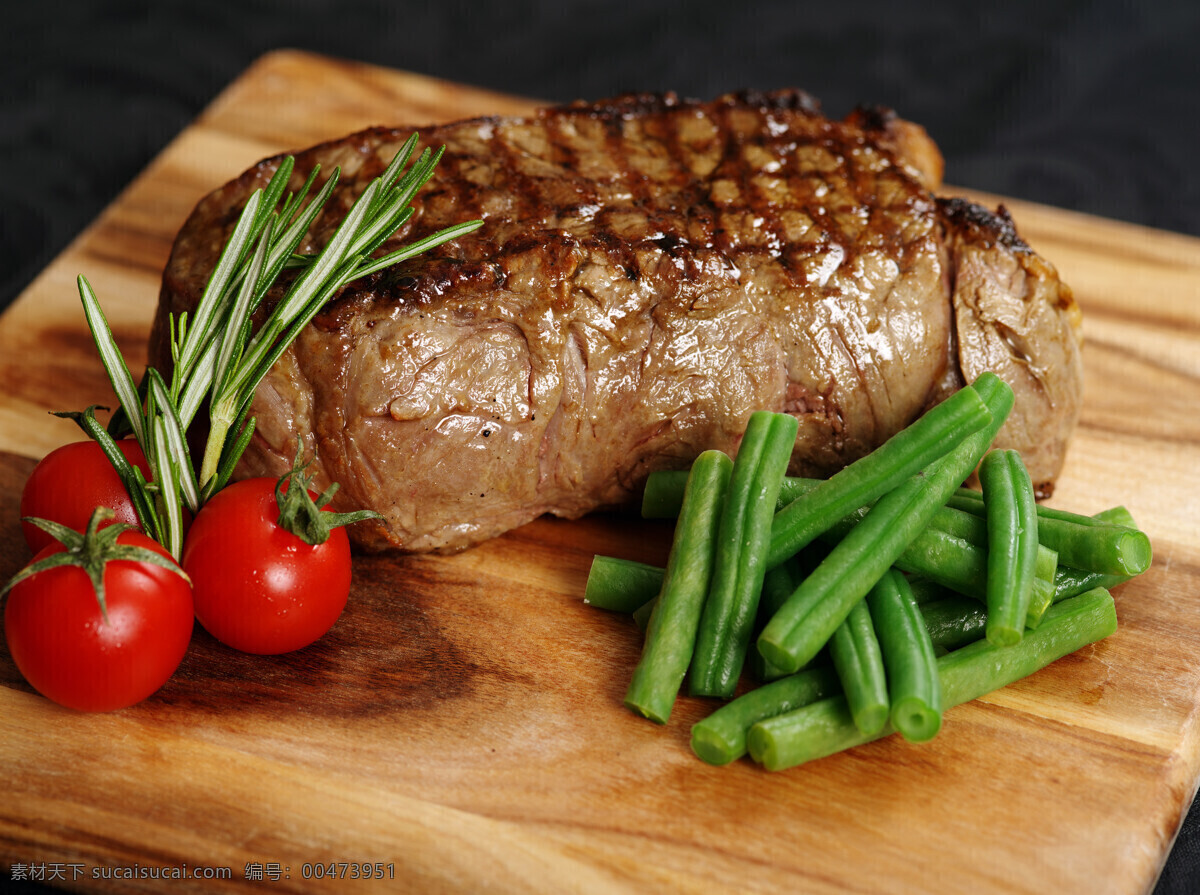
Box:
xmin=153 ymin=90 xmax=1082 ymax=553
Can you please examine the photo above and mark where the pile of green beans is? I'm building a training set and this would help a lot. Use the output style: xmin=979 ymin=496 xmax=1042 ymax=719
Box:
xmin=583 ymin=373 xmax=1148 ymax=771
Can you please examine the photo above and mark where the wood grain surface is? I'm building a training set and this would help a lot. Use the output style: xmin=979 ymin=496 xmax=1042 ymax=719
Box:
xmin=2 ymin=50 xmax=1200 ymax=894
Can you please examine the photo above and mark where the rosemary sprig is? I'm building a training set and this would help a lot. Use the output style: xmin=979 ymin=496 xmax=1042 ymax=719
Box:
xmin=73 ymin=134 xmax=479 ymax=558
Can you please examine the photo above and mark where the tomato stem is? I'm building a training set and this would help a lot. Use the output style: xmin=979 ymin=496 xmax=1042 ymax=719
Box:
xmin=1 ymin=508 xmax=190 ymax=624
xmin=274 ymin=440 xmax=381 ymax=546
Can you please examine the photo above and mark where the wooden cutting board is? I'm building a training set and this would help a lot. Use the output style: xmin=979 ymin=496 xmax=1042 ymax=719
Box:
xmin=2 ymin=50 xmax=1199 ymax=894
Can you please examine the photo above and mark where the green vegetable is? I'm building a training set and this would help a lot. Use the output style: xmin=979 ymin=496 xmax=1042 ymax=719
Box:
xmin=766 ymin=386 xmax=991 ymax=569
xmin=918 ymin=596 xmax=989 ymax=650
xmin=688 ymin=594 xmax=999 ymax=766
xmin=584 ymin=556 xmax=667 ymax=613
xmin=690 ymin=412 xmax=799 ymax=698
xmin=1052 ymin=506 xmax=1147 ymax=600
xmin=1091 ymin=505 xmax=1138 ymax=529
xmin=632 ymin=596 xmax=657 ymax=633
xmin=867 ymin=569 xmax=942 ymax=742
xmin=756 ymin=373 xmax=1014 ymax=674
xmin=828 ymin=598 xmax=890 ymax=735
xmin=1053 ymin=567 xmax=1132 ymax=602
xmin=949 ymin=490 xmax=1151 ymax=577
xmin=978 ymin=449 xmax=1040 ymax=647
xmin=892 ymin=527 xmax=1054 ymax=630
xmin=747 ymin=586 xmax=1118 ymax=771
xmin=690 ymin=666 xmax=841 ymax=765
xmin=625 ymin=451 xmax=733 ymax=723
xmin=749 ymin=557 xmax=809 ymax=682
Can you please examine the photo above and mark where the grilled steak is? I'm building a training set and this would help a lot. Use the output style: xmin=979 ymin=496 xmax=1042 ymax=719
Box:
xmin=152 ymin=90 xmax=1083 ymax=553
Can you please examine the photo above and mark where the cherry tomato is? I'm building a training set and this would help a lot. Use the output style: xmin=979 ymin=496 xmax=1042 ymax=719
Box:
xmin=3 ymin=530 xmax=194 ymax=712
xmin=20 ymin=439 xmax=152 ymax=554
xmin=181 ymin=478 xmax=352 ymax=655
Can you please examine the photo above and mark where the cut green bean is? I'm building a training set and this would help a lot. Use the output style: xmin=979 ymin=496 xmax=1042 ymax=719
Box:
xmin=1022 ymin=577 xmax=1057 ymax=630
xmin=690 ymin=412 xmax=799 ymax=697
xmin=867 ymin=569 xmax=942 ymax=742
xmin=829 ymin=599 xmax=890 ymax=735
xmin=750 ymin=556 xmax=808 ymax=682
xmin=1092 ymin=505 xmax=1138 ymax=529
xmin=628 ymin=489 xmax=1053 ymax=637
xmin=978 ymin=449 xmax=1039 ymax=647
xmin=584 ymin=556 xmax=666 ymax=613
xmin=756 ymin=373 xmax=1014 ymax=675
xmin=907 ymin=575 xmax=954 ymax=605
xmin=767 ymin=386 xmax=991 ymax=569
xmin=1054 ymin=566 xmax=1132 ymax=602
xmin=918 ymin=596 xmax=989 ymax=650
xmin=1052 ymin=506 xmax=1147 ymax=600
xmin=625 ymin=450 xmax=733 ymax=723
xmin=648 ymin=472 xmax=1053 ymax=586
xmin=893 ymin=527 xmax=1052 ymax=630
xmin=690 ymin=665 xmax=841 ymax=765
xmin=954 ymin=487 xmax=1133 ymax=528
xmin=632 ymin=596 xmax=656 ymax=632
xmin=641 ymin=470 xmax=691 ymax=519
xmin=747 ymin=586 xmax=1118 ymax=771
xmin=691 ymin=593 xmax=994 ymax=765
xmin=948 ymin=490 xmax=1151 ymax=577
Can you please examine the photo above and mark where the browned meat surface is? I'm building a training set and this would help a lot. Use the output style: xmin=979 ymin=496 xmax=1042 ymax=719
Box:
xmin=151 ymin=90 xmax=1083 ymax=553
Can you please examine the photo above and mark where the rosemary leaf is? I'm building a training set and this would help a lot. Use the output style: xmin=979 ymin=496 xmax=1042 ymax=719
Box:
xmin=147 ymin=369 xmax=199 ymax=512
xmin=211 ymin=212 xmax=275 ymax=406
xmin=355 ymin=219 xmax=481 ymax=279
xmin=77 ymin=275 xmax=147 ymax=447
xmin=174 ymin=188 xmax=264 ymax=381
xmin=149 ymin=414 xmax=186 ymax=558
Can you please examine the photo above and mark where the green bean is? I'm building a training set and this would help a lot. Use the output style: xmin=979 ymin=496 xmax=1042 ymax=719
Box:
xmin=1052 ymin=506 xmax=1147 ymax=601
xmin=949 ymin=490 xmax=1151 ymax=577
xmin=1054 ymin=566 xmax=1132 ymax=602
xmin=867 ymin=569 xmax=942 ymax=742
xmin=909 ymin=505 xmax=1060 ymax=584
xmin=907 ymin=575 xmax=954 ymax=605
xmin=756 ymin=373 xmax=1014 ymax=674
xmin=1092 ymin=505 xmax=1138 ymax=529
xmin=918 ymin=596 xmax=989 ymax=650
xmin=978 ymin=449 xmax=1039 ymax=647
xmin=584 ymin=555 xmax=666 ymax=613
xmin=828 ymin=599 xmax=890 ymax=735
xmin=632 ymin=596 xmax=656 ymax=632
xmin=749 ymin=557 xmax=808 ymax=682
xmin=690 ymin=666 xmax=841 ymax=765
xmin=1051 ymin=521 xmax=1152 ymax=577
xmin=641 ymin=470 xmax=691 ymax=519
xmin=893 ymin=527 xmax=1054 ymax=630
xmin=954 ymin=487 xmax=1131 ymax=528
xmin=625 ymin=450 xmax=733 ymax=723
xmin=747 ymin=586 xmax=1118 ymax=771
xmin=690 ymin=412 xmax=800 ymax=697
xmin=624 ymin=486 xmax=1055 ymax=636
xmin=766 ymin=386 xmax=991 ymax=569
xmin=691 ymin=594 xmax=993 ymax=765
xmin=648 ymin=472 xmax=1049 ymax=583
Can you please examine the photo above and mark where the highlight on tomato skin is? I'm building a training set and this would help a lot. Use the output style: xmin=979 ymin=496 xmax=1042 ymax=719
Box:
xmin=3 ymin=530 xmax=195 ymax=712
xmin=19 ymin=439 xmax=152 ymax=554
xmin=181 ymin=477 xmax=353 ymax=656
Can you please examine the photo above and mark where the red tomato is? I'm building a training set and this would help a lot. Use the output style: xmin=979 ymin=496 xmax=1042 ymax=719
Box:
xmin=181 ymin=478 xmax=352 ymax=655
xmin=20 ymin=439 xmax=152 ymax=554
xmin=4 ymin=530 xmax=194 ymax=712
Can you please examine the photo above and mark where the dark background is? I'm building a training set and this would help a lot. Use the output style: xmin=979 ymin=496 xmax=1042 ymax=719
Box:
xmin=3 ymin=1 xmax=1198 ymax=892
